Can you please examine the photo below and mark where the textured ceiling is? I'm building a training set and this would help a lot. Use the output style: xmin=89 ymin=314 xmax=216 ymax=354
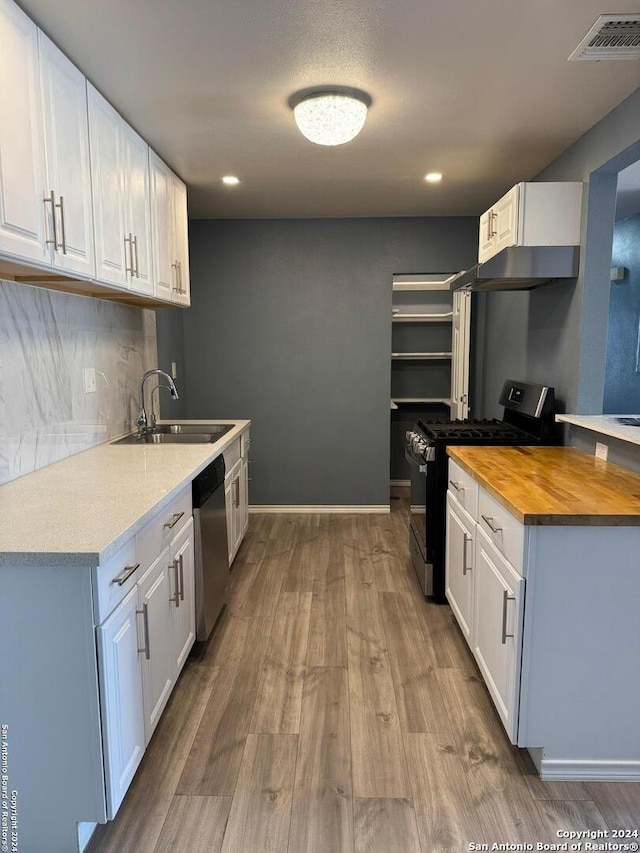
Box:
xmin=17 ymin=0 xmax=640 ymax=219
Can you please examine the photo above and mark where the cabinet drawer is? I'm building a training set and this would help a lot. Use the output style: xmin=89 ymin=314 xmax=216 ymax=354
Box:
xmin=136 ymin=486 xmax=192 ymax=575
xmin=478 ymin=487 xmax=525 ymax=575
xmin=223 ymin=437 xmax=240 ymax=471
xmin=94 ymin=536 xmax=139 ymax=624
xmin=448 ymin=458 xmax=479 ymax=519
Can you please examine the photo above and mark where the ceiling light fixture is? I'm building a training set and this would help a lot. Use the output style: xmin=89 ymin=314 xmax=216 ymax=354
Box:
xmin=425 ymin=172 xmax=443 ymax=183
xmin=222 ymin=175 xmax=240 ymax=185
xmin=290 ymin=88 xmax=371 ymax=146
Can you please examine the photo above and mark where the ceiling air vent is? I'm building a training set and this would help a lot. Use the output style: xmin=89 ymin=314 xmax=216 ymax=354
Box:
xmin=568 ymin=14 xmax=640 ymax=60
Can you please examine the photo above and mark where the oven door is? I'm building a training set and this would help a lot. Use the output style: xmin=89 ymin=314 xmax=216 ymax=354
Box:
xmin=405 ymin=445 xmax=435 ymax=595
xmin=405 ymin=446 xmax=427 ymax=556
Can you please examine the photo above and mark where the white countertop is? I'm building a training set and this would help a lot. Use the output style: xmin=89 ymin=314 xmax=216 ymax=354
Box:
xmin=0 ymin=419 xmax=250 ymax=567
xmin=556 ymin=414 xmax=640 ymax=447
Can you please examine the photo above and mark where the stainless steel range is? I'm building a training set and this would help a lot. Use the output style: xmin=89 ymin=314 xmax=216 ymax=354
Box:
xmin=405 ymin=379 xmax=559 ymax=602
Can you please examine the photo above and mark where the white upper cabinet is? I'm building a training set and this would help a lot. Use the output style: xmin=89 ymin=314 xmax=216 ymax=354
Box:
xmin=478 ymin=182 xmax=583 ymax=264
xmin=172 ymin=175 xmax=190 ymax=305
xmin=122 ymin=124 xmax=153 ymax=295
xmin=39 ymin=32 xmax=95 ymax=278
xmin=150 ymin=151 xmax=191 ymax=305
xmin=149 ymin=151 xmax=174 ymax=301
xmin=0 ymin=0 xmax=49 ymax=266
xmin=0 ymin=0 xmax=191 ymax=306
xmin=88 ymin=84 xmax=127 ymax=287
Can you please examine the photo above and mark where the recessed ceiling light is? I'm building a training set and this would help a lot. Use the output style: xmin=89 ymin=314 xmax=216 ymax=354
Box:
xmin=424 ymin=172 xmax=443 ymax=183
xmin=222 ymin=175 xmax=240 ymax=186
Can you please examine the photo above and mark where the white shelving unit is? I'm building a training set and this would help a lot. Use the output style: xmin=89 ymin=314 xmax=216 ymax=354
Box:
xmin=390 ymin=274 xmax=471 ymax=482
xmin=392 ymin=397 xmax=452 ymax=407
xmin=392 ymin=352 xmax=452 ymax=360
xmin=392 ymin=275 xmax=457 ymax=292
xmin=392 ymin=312 xmax=453 ymax=323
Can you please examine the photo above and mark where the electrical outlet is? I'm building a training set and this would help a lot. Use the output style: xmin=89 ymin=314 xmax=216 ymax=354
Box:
xmin=171 ymin=361 xmax=178 ymax=380
xmin=595 ymin=442 xmax=608 ymax=461
xmin=83 ymin=367 xmax=97 ymax=394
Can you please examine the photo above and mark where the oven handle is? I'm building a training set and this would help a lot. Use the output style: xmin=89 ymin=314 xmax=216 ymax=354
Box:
xmin=405 ymin=447 xmax=428 ymax=474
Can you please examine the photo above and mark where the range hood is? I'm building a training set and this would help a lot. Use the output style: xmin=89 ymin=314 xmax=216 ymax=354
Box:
xmin=449 ymin=246 xmax=580 ymax=293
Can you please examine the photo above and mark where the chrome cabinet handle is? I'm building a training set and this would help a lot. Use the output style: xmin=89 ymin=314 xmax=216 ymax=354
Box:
xmin=171 ymin=260 xmax=179 ymax=292
xmin=501 ymin=589 xmax=516 ymax=644
xmin=462 ymin=534 xmax=472 ymax=575
xmin=178 ymin=553 xmax=184 ymax=601
xmin=133 ymin=234 xmax=139 ymax=278
xmin=44 ymin=191 xmax=59 ymax=248
xmin=125 ymin=233 xmax=134 ymax=276
xmin=164 ymin=511 xmax=185 ymax=530
xmin=481 ymin=514 xmax=502 ymax=533
xmin=449 ymin=480 xmax=464 ymax=492
xmin=58 ymin=195 xmax=67 ymax=254
xmin=110 ymin=562 xmax=140 ymax=586
xmin=234 ymin=476 xmax=240 ymax=508
xmin=137 ymin=603 xmax=151 ymax=659
xmin=169 ymin=558 xmax=180 ymax=608
xmin=490 ymin=210 xmax=498 ymax=238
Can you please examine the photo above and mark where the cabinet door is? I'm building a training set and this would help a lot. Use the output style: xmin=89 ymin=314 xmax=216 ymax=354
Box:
xmin=494 ymin=184 xmax=520 ymax=255
xmin=473 ymin=528 xmax=525 ymax=743
xmin=445 ymin=493 xmax=475 ymax=643
xmin=477 ymin=208 xmax=495 ymax=263
xmin=224 ymin=476 xmax=237 ymax=566
xmin=96 ymin=585 xmax=145 ymax=819
xmin=0 ymin=0 xmax=50 ymax=266
xmin=450 ymin=290 xmax=471 ymax=420
xmin=88 ymin=84 xmax=127 ymax=287
xmin=138 ymin=547 xmax=175 ymax=744
xmin=172 ymin=175 xmax=190 ymax=305
xmin=240 ymin=456 xmax=249 ymax=541
xmin=122 ymin=123 xmax=153 ymax=295
xmin=170 ymin=516 xmax=195 ymax=674
xmin=39 ymin=32 xmax=95 ymax=278
xmin=149 ymin=151 xmax=175 ymax=301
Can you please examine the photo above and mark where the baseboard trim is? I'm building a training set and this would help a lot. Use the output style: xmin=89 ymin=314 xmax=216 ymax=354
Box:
xmin=538 ymin=758 xmax=640 ymax=781
xmin=249 ymin=505 xmax=391 ymax=514
xmin=390 ymin=479 xmax=410 ymax=487
xmin=78 ymin=822 xmax=98 ymax=852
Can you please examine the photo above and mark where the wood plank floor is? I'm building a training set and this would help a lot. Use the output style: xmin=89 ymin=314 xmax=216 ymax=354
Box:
xmin=88 ymin=491 xmax=640 ymax=853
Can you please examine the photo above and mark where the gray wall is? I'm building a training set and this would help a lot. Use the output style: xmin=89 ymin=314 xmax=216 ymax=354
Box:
xmin=180 ymin=218 xmax=477 ymax=505
xmin=155 ymin=306 xmax=188 ymax=420
xmin=475 ymin=87 xmax=640 ymax=420
xmin=603 ymin=213 xmax=640 ymax=413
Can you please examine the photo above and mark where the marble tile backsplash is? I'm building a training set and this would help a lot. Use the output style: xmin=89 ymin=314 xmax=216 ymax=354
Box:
xmin=0 ymin=280 xmax=157 ymax=484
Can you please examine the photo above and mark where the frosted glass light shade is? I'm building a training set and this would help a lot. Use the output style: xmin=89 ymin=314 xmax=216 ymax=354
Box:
xmin=293 ymin=92 xmax=368 ymax=146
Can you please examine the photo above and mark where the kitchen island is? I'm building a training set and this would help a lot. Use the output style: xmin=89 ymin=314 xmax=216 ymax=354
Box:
xmin=0 ymin=419 xmax=250 ymax=853
xmin=445 ymin=445 xmax=640 ymax=782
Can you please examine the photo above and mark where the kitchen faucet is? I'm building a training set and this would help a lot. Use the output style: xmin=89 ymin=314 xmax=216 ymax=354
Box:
xmin=137 ymin=369 xmax=179 ymax=436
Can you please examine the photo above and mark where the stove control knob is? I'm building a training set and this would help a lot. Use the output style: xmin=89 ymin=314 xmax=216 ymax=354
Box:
xmin=405 ymin=430 xmax=414 ymax=442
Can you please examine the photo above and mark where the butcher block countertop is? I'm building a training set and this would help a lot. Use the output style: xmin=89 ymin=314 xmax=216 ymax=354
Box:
xmin=447 ymin=445 xmax=640 ymax=526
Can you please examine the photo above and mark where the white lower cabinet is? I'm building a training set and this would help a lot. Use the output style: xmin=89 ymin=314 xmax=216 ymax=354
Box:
xmin=138 ymin=546 xmax=175 ymax=744
xmin=96 ymin=498 xmax=195 ymax=819
xmin=225 ymin=457 xmax=242 ymax=564
xmin=472 ymin=526 xmax=525 ymax=742
xmin=446 ymin=464 xmax=526 ymax=745
xmin=224 ymin=432 xmax=250 ymax=566
xmin=445 ymin=492 xmax=475 ymax=642
xmin=97 ymin=585 xmax=146 ymax=819
xmin=171 ymin=516 xmax=196 ymax=673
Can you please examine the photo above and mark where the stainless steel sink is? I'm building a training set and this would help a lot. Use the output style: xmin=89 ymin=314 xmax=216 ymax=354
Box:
xmin=153 ymin=423 xmax=234 ymax=436
xmin=112 ymin=423 xmax=234 ymax=445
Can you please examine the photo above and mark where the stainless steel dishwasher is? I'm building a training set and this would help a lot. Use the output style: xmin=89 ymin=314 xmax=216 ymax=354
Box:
xmin=192 ymin=455 xmax=229 ymax=641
